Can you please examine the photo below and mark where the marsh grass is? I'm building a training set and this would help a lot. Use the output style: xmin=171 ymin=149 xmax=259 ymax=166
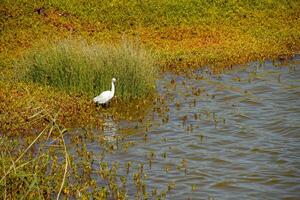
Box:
xmin=2 ymin=0 xmax=299 ymax=73
xmin=18 ymin=39 xmax=157 ymax=100
xmin=0 ymin=99 xmax=150 ymax=199
xmin=43 ymin=0 xmax=300 ymax=28
xmin=0 ymin=104 xmax=69 ymax=200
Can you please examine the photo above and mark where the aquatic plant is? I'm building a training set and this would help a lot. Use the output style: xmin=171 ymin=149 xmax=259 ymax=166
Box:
xmin=0 ymin=105 xmax=69 ymax=200
xmin=18 ymin=39 xmax=157 ymax=100
xmin=0 ymin=101 xmax=139 ymax=199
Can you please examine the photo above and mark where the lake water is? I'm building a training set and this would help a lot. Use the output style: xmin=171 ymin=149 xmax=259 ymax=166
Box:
xmin=69 ymin=56 xmax=300 ymax=199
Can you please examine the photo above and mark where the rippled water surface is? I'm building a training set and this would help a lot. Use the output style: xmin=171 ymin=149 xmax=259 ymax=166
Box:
xmin=77 ymin=57 xmax=300 ymax=199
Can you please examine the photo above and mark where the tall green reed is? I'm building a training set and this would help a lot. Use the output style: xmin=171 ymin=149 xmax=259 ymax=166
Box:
xmin=18 ymin=40 xmax=157 ymax=100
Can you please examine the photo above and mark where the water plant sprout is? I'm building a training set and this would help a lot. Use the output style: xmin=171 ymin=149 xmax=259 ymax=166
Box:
xmin=93 ymin=78 xmax=116 ymax=105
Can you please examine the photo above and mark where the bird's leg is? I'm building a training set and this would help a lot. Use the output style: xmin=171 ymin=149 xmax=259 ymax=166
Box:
xmin=102 ymin=102 xmax=110 ymax=108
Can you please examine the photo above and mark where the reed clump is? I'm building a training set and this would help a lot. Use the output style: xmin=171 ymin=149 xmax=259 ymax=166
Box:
xmin=18 ymin=40 xmax=157 ymax=100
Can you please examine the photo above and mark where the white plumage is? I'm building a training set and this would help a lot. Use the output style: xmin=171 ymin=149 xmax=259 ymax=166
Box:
xmin=93 ymin=78 xmax=116 ymax=105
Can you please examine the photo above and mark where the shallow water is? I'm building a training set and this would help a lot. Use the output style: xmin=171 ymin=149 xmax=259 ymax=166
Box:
xmin=71 ymin=56 xmax=300 ymax=199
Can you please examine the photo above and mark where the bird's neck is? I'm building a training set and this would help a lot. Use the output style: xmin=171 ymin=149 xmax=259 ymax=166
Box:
xmin=111 ymin=81 xmax=115 ymax=95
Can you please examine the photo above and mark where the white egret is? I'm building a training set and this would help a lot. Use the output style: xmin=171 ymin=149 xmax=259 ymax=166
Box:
xmin=93 ymin=78 xmax=116 ymax=106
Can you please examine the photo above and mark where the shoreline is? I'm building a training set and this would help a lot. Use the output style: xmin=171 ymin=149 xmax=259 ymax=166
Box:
xmin=1 ymin=1 xmax=300 ymax=135
xmin=1 ymin=1 xmax=300 ymax=198
xmin=1 ymin=53 xmax=298 ymax=135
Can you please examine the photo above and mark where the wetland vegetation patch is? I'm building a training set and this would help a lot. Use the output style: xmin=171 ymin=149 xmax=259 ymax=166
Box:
xmin=1 ymin=0 xmax=300 ymax=199
xmin=18 ymin=40 xmax=157 ymax=100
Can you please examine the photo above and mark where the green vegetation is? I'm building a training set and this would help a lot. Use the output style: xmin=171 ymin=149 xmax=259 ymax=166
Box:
xmin=1 ymin=138 xmax=54 ymax=199
xmin=1 ymin=0 xmax=299 ymax=198
xmin=47 ymin=0 xmax=299 ymax=28
xmin=0 ymin=107 xmax=129 ymax=199
xmin=0 ymin=116 xmax=68 ymax=200
xmin=18 ymin=40 xmax=157 ymax=99
xmin=1 ymin=0 xmax=299 ymax=69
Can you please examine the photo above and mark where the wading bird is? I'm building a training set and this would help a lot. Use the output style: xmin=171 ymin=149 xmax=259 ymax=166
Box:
xmin=93 ymin=78 xmax=116 ymax=106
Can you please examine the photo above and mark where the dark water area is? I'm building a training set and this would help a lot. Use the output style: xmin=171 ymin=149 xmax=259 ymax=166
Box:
xmin=69 ymin=56 xmax=300 ymax=199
